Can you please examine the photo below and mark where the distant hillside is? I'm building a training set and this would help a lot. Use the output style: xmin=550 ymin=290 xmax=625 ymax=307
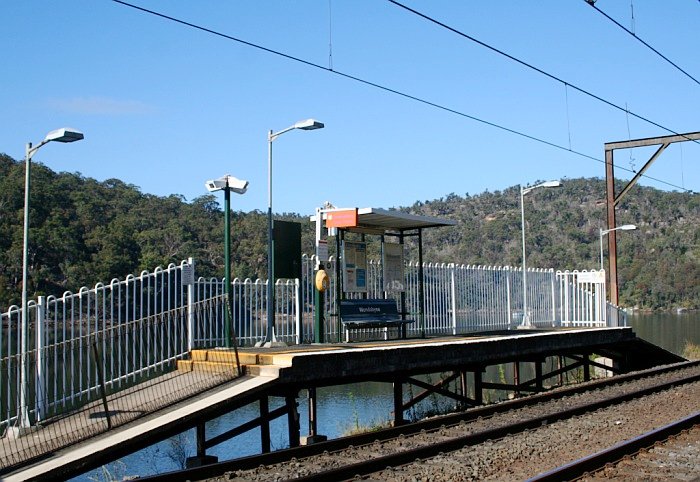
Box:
xmin=1 ymin=153 xmax=698 ymax=310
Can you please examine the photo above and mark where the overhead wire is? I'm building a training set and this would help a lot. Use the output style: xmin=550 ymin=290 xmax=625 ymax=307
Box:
xmin=110 ymin=0 xmax=693 ymax=193
xmin=583 ymin=0 xmax=700 ymax=87
xmin=387 ymin=0 xmax=700 ymax=147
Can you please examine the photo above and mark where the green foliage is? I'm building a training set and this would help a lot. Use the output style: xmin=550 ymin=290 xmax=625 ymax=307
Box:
xmin=0 ymin=153 xmax=313 ymax=308
xmin=408 ymin=178 xmax=699 ymax=310
xmin=0 ymin=154 xmax=697 ymax=311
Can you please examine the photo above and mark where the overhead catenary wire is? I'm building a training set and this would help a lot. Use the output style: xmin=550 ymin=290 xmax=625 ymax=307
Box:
xmin=110 ymin=0 xmax=693 ymax=194
xmin=583 ymin=0 xmax=700 ymax=87
xmin=387 ymin=0 xmax=700 ymax=147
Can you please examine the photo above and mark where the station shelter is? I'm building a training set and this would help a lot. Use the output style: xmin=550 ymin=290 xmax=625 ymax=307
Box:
xmin=311 ymin=207 xmax=456 ymax=342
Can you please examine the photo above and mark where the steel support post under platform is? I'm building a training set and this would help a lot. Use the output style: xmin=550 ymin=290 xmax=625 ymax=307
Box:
xmin=301 ymin=387 xmax=327 ymax=445
xmin=286 ymin=394 xmax=300 ymax=448
xmin=184 ymin=392 xmax=304 ymax=468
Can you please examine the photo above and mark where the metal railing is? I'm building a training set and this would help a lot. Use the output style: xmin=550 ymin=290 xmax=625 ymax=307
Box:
xmin=1 ymin=254 xmax=616 ymax=456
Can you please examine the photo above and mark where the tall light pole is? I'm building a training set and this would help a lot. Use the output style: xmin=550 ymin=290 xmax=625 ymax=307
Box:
xmin=20 ymin=127 xmax=83 ymax=428
xmin=519 ymin=180 xmax=561 ymax=328
xmin=205 ymin=175 xmax=249 ymax=348
xmin=599 ymin=224 xmax=636 ymax=271
xmin=266 ymin=119 xmax=324 ymax=346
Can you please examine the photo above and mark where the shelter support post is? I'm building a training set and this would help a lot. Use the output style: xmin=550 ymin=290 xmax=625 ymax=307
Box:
xmin=314 ymin=265 xmax=325 ymax=344
xmin=335 ymin=231 xmax=343 ymax=342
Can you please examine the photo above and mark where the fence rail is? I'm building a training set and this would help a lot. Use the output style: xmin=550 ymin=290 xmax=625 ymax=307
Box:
xmin=1 ymin=254 xmax=620 ymax=467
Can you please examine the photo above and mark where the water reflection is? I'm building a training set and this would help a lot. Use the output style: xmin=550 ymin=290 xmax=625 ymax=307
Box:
xmin=629 ymin=312 xmax=700 ymax=356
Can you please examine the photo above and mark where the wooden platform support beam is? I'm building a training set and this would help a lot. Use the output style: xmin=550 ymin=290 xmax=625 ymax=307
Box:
xmin=459 ymin=370 xmax=469 ymax=409
xmin=286 ymin=394 xmax=300 ymax=448
xmin=260 ymin=396 xmax=271 ymax=453
xmin=196 ymin=423 xmax=206 ymax=458
xmin=308 ymin=388 xmax=318 ymax=438
xmin=474 ymin=367 xmax=483 ymax=405
xmin=393 ymin=379 xmax=405 ymax=426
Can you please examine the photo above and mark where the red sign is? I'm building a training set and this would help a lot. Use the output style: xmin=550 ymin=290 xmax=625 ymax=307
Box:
xmin=326 ymin=209 xmax=358 ymax=228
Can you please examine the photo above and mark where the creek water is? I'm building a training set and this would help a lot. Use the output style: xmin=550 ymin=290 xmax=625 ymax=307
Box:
xmin=73 ymin=312 xmax=700 ymax=481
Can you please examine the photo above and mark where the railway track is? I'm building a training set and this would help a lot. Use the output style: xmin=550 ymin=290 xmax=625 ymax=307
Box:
xmin=529 ymin=411 xmax=700 ymax=481
xmin=139 ymin=360 xmax=700 ymax=482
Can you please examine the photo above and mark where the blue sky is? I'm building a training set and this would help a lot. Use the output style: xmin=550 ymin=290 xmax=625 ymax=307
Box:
xmin=2 ymin=1 xmax=698 ymax=215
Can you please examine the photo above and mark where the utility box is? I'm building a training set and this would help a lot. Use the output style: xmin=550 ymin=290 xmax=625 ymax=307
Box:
xmin=274 ymin=220 xmax=302 ymax=279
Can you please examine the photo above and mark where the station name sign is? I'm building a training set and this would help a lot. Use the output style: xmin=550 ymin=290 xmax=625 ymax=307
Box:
xmin=326 ymin=208 xmax=358 ymax=228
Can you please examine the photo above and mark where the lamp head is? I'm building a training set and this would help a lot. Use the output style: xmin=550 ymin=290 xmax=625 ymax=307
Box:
xmin=540 ymin=180 xmax=561 ymax=188
xmin=619 ymin=224 xmax=637 ymax=231
xmin=44 ymin=128 xmax=84 ymax=143
xmin=205 ymin=175 xmax=249 ymax=194
xmin=294 ymin=118 xmax=324 ymax=131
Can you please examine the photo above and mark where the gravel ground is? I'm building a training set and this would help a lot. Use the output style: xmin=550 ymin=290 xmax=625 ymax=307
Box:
xmin=374 ymin=382 xmax=700 ymax=482
xmin=203 ymin=366 xmax=700 ymax=481
xmin=581 ymin=425 xmax=700 ymax=481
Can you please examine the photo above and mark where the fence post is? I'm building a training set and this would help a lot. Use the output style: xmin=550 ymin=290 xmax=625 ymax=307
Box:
xmin=295 ymin=278 xmax=301 ymax=345
xmin=550 ymin=270 xmax=556 ymax=326
xmin=450 ymin=264 xmax=457 ymax=335
xmin=505 ymin=268 xmax=512 ymax=329
xmin=187 ymin=258 xmax=195 ymax=352
xmin=35 ymin=296 xmax=46 ymax=422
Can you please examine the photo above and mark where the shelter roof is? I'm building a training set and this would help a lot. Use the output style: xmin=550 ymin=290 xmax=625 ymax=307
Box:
xmin=314 ymin=207 xmax=456 ymax=234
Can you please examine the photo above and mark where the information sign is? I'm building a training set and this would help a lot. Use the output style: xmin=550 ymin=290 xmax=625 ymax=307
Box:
xmin=181 ymin=263 xmax=194 ymax=286
xmin=342 ymin=241 xmax=367 ymax=292
xmin=383 ymin=242 xmax=405 ymax=292
xmin=576 ymin=271 xmax=605 ymax=284
xmin=316 ymin=239 xmax=329 ymax=263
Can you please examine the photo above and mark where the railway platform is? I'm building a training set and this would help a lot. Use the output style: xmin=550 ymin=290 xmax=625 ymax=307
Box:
xmin=2 ymin=326 xmax=684 ymax=481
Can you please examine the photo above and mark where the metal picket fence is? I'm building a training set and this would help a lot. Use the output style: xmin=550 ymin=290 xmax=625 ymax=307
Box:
xmin=0 ymin=253 xmax=617 ymax=469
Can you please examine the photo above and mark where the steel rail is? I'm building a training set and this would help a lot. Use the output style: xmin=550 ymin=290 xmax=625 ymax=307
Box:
xmin=137 ymin=361 xmax=699 ymax=482
xmin=286 ymin=372 xmax=700 ymax=482
xmin=528 ymin=411 xmax=700 ymax=482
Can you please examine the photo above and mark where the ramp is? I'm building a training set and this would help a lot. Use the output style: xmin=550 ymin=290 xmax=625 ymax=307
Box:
xmin=2 ymin=373 xmax=279 ymax=482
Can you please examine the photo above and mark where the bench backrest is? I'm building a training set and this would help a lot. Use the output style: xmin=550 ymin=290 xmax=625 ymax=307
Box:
xmin=339 ymin=299 xmax=400 ymax=321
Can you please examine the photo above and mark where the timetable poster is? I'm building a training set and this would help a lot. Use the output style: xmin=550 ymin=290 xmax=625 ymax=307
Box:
xmin=383 ymin=242 xmax=405 ymax=292
xmin=342 ymin=241 xmax=367 ymax=292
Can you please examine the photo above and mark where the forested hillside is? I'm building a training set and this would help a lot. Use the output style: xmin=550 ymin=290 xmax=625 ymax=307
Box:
xmin=1 ymin=153 xmax=698 ymax=310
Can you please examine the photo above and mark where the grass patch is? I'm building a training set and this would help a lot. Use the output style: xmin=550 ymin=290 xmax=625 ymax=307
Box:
xmin=682 ymin=341 xmax=700 ymax=360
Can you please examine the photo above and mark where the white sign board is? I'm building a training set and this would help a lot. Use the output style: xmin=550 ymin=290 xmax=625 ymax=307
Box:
xmin=342 ymin=241 xmax=367 ymax=292
xmin=576 ymin=271 xmax=605 ymax=284
xmin=181 ymin=263 xmax=194 ymax=286
xmin=382 ymin=242 xmax=405 ymax=292
xmin=316 ymin=239 xmax=329 ymax=263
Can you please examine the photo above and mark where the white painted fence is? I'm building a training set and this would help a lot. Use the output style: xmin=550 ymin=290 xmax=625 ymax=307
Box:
xmin=1 ymin=255 xmax=618 ymax=429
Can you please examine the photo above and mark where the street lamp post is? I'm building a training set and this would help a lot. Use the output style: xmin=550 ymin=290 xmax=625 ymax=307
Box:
xmin=266 ymin=119 xmax=324 ymax=346
xmin=519 ymin=180 xmax=561 ymax=328
xmin=599 ymin=224 xmax=636 ymax=271
xmin=205 ymin=175 xmax=249 ymax=348
xmin=20 ymin=127 xmax=83 ymax=428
